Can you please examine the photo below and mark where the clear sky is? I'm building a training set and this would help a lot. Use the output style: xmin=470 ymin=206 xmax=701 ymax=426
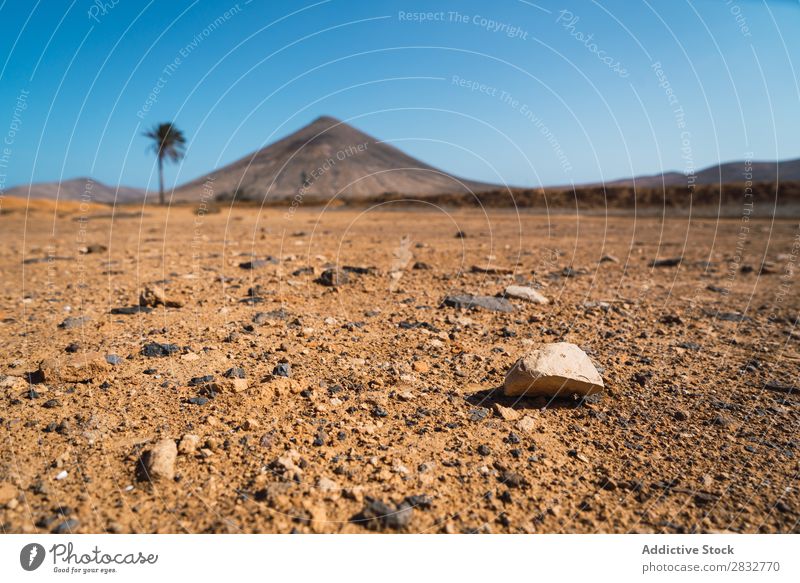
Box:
xmin=0 ymin=0 xmax=798 ymax=192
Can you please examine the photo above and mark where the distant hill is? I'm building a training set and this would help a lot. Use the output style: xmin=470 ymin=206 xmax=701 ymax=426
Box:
xmin=606 ymin=158 xmax=800 ymax=188
xmin=3 ymin=177 xmax=146 ymax=203
xmin=6 ymin=117 xmax=799 ymax=207
xmin=173 ymin=115 xmax=499 ymax=202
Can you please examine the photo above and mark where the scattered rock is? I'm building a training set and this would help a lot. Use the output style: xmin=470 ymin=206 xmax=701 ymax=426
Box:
xmin=516 ymin=416 xmax=536 ymax=433
xmin=504 ymin=285 xmax=549 ymax=305
xmin=317 ymin=477 xmax=339 ymax=493
xmin=412 ymin=262 xmax=430 ymax=270
xmin=441 ymin=294 xmax=515 ymax=313
xmin=110 ymin=306 xmax=153 ymax=315
xmin=709 ymin=413 xmax=734 ymax=428
xmin=58 ymin=316 xmax=90 ymax=330
xmin=503 ymin=342 xmax=604 ymax=397
xmin=36 ymin=352 xmax=110 ymax=383
xmin=178 ymin=434 xmax=201 ymax=455
xmin=139 ymin=284 xmax=183 ymax=308
xmin=673 ymin=409 xmax=689 ymax=422
xmin=650 ymin=257 xmax=682 ymax=267
xmin=0 ymin=481 xmax=17 ymax=506
xmin=599 ymin=254 xmax=619 ymax=263
xmin=189 ymin=374 xmax=215 ymax=386
xmin=223 ymin=367 xmax=246 ymax=379
xmin=141 ymin=343 xmax=180 ymax=358
xmin=412 ymin=361 xmax=429 ymax=373
xmin=52 ymin=518 xmax=79 ymax=534
xmin=471 ymin=265 xmax=513 ymax=275
xmin=239 ymin=258 xmax=277 ymax=270
xmin=138 ymin=438 xmax=177 ymax=481
xmin=317 ymin=268 xmax=349 ymax=287
xmin=272 ymin=363 xmax=292 ymax=378
xmin=492 ymin=403 xmax=520 ymax=421
xmin=352 ymin=498 xmax=413 ymax=531
xmin=81 ymin=243 xmax=107 ymax=254
xmin=763 ymin=380 xmax=798 ymax=396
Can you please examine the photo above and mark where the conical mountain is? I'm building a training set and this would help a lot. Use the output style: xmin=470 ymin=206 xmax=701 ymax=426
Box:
xmin=173 ymin=116 xmax=498 ymax=202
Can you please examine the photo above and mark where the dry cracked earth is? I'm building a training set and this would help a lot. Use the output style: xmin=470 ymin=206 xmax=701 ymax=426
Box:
xmin=0 ymin=203 xmax=799 ymax=534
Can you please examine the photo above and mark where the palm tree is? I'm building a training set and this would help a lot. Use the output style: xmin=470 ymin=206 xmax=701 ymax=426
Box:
xmin=144 ymin=122 xmax=186 ymax=205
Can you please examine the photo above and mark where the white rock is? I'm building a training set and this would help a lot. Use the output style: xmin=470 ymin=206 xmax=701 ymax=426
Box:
xmin=140 ymin=438 xmax=177 ymax=481
xmin=503 ymin=342 xmax=604 ymax=397
xmin=505 ymin=285 xmax=549 ymax=305
xmin=55 ymin=470 xmax=68 ymax=481
xmin=317 ymin=477 xmax=339 ymax=492
xmin=178 ymin=434 xmax=201 ymax=454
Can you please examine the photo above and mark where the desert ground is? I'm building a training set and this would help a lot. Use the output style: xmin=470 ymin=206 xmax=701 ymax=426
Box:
xmin=0 ymin=201 xmax=798 ymax=534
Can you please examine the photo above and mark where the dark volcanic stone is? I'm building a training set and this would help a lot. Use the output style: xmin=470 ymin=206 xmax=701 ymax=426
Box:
xmin=763 ymin=380 xmax=798 ymax=395
xmin=239 ymin=257 xmax=278 ymax=270
xmin=141 ymin=343 xmax=179 ymax=358
xmin=52 ymin=518 xmax=79 ymax=534
xmin=468 ymin=408 xmax=489 ymax=422
xmin=111 ymin=306 xmax=153 ymax=315
xmin=317 ymin=268 xmax=349 ymax=287
xmin=441 ymin=294 xmax=515 ymax=313
xmin=650 ymin=257 xmax=682 ymax=267
xmin=272 ymin=363 xmax=291 ymax=378
xmin=223 ymin=367 xmax=246 ymax=379
xmin=342 ymin=265 xmax=374 ymax=275
xmin=189 ymin=375 xmax=215 ymax=386
xmin=352 ymin=498 xmax=413 ymax=531
xmin=188 ymin=396 xmax=209 ymax=406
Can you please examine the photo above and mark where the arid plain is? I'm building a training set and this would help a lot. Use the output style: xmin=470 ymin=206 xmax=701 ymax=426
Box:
xmin=0 ymin=201 xmax=798 ymax=533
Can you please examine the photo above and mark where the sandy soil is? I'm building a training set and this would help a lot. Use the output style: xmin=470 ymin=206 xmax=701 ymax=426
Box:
xmin=0 ymin=201 xmax=798 ymax=533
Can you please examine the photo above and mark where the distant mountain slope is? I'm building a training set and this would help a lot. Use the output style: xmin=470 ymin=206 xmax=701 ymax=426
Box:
xmin=607 ymin=158 xmax=800 ymax=188
xmin=3 ymin=177 xmax=146 ymax=203
xmin=173 ymin=116 xmax=499 ymax=202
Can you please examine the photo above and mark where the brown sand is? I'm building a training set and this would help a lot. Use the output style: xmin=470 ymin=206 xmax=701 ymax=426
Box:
xmin=0 ymin=202 xmax=798 ymax=533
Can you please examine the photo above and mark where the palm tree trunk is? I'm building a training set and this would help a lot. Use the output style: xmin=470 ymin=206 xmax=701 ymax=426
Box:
xmin=158 ymin=155 xmax=164 ymax=206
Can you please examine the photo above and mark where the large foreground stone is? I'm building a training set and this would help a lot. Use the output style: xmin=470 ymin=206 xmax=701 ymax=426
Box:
xmin=503 ymin=342 xmax=603 ymax=397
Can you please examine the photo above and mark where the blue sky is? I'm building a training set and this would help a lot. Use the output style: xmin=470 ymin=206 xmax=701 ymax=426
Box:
xmin=0 ymin=0 xmax=798 ymax=191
